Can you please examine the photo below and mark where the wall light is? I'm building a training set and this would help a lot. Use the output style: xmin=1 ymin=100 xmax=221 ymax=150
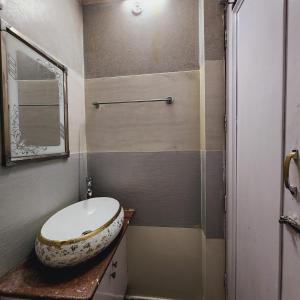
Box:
xmin=123 ymin=0 xmax=168 ymax=17
xmin=132 ymin=1 xmax=143 ymax=16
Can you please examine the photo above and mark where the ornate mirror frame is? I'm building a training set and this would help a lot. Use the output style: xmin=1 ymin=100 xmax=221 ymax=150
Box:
xmin=0 ymin=19 xmax=69 ymax=166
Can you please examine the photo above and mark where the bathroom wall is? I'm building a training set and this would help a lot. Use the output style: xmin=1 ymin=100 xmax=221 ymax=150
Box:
xmin=83 ymin=0 xmax=202 ymax=299
xmin=0 ymin=0 xmax=87 ymax=280
xmin=0 ymin=1 xmax=225 ymax=299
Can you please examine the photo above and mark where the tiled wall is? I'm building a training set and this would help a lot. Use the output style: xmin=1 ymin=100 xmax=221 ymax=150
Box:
xmin=83 ymin=0 xmax=199 ymax=78
xmin=85 ymin=71 xmax=200 ymax=153
xmin=83 ymin=0 xmax=225 ymax=299
xmin=88 ymin=151 xmax=201 ymax=226
xmin=84 ymin=0 xmax=201 ymax=221
xmin=200 ymin=1 xmax=225 ymax=240
xmin=85 ymin=70 xmax=201 ymax=228
xmin=201 ymin=1 xmax=226 ymax=300
xmin=83 ymin=1 xmax=203 ymax=299
xmin=204 ymin=60 xmax=225 ymax=239
xmin=0 ymin=0 xmax=87 ymax=279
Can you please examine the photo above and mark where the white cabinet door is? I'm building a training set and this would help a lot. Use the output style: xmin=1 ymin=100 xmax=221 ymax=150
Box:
xmin=110 ymin=235 xmax=128 ymax=299
xmin=93 ymin=236 xmax=128 ymax=300
xmin=234 ymin=0 xmax=285 ymax=299
xmin=281 ymin=1 xmax=300 ymax=299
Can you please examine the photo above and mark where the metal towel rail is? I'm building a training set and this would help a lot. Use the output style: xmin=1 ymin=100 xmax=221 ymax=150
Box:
xmin=93 ymin=96 xmax=174 ymax=109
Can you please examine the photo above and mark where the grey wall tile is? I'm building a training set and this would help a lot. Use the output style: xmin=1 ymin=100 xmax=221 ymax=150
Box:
xmin=205 ymin=150 xmax=224 ymax=238
xmin=88 ymin=152 xmax=201 ymax=227
xmin=83 ymin=0 xmax=199 ymax=78
xmin=204 ymin=0 xmax=224 ymax=60
xmin=201 ymin=150 xmax=207 ymax=231
xmin=0 ymin=154 xmax=87 ymax=277
xmin=205 ymin=60 xmax=225 ymax=151
xmin=85 ymin=70 xmax=200 ymax=152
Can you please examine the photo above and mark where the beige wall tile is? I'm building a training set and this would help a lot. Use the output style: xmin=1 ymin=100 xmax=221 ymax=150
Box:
xmin=201 ymin=229 xmax=207 ymax=300
xmin=127 ymin=226 xmax=202 ymax=300
xmin=206 ymin=239 xmax=225 ymax=300
xmin=86 ymin=70 xmax=200 ymax=152
xmin=205 ymin=60 xmax=225 ymax=151
xmin=200 ymin=66 xmax=206 ymax=151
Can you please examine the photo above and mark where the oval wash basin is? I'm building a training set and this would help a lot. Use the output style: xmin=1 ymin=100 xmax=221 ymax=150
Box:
xmin=35 ymin=197 xmax=124 ymax=268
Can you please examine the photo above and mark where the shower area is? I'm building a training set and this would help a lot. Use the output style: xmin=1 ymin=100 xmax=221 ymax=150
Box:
xmin=83 ymin=0 xmax=225 ymax=299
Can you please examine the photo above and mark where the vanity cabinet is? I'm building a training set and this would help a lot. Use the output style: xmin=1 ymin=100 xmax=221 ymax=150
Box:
xmin=93 ymin=235 xmax=128 ymax=300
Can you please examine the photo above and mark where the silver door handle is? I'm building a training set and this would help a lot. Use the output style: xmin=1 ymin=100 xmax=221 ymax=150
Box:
xmin=284 ymin=150 xmax=299 ymax=196
xmin=279 ymin=216 xmax=300 ymax=234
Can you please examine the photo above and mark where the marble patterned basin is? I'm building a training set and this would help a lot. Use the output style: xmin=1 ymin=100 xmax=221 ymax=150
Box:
xmin=35 ymin=197 xmax=124 ymax=268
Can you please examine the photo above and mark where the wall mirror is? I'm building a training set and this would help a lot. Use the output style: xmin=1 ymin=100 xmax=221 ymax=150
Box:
xmin=0 ymin=19 xmax=69 ymax=166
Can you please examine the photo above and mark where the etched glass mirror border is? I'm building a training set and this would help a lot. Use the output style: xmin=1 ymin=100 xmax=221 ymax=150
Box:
xmin=0 ymin=19 xmax=69 ymax=166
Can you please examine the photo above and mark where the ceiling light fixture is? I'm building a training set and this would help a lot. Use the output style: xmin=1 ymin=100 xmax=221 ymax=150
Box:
xmin=132 ymin=1 xmax=143 ymax=16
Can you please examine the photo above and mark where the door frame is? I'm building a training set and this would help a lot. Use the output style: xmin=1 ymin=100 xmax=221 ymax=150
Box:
xmin=225 ymin=3 xmax=235 ymax=300
xmin=225 ymin=1 xmax=243 ymax=299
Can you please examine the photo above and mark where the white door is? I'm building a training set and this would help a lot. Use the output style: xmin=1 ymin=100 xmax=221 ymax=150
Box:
xmin=231 ymin=0 xmax=285 ymax=299
xmin=281 ymin=1 xmax=300 ymax=299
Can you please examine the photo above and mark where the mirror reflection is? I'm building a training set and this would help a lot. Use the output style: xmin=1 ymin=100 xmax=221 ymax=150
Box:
xmin=17 ymin=52 xmax=61 ymax=147
xmin=1 ymin=27 xmax=69 ymax=165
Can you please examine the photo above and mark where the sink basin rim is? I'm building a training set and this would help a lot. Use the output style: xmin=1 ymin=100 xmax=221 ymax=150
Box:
xmin=37 ymin=203 xmax=122 ymax=247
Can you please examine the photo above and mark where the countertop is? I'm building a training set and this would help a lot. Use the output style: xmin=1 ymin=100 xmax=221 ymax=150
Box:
xmin=0 ymin=209 xmax=135 ymax=300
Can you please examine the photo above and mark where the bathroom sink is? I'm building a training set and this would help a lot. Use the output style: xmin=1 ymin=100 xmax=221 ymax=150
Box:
xmin=35 ymin=197 xmax=124 ymax=268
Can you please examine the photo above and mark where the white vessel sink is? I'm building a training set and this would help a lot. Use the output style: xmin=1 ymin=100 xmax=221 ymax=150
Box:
xmin=35 ymin=197 xmax=124 ymax=268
